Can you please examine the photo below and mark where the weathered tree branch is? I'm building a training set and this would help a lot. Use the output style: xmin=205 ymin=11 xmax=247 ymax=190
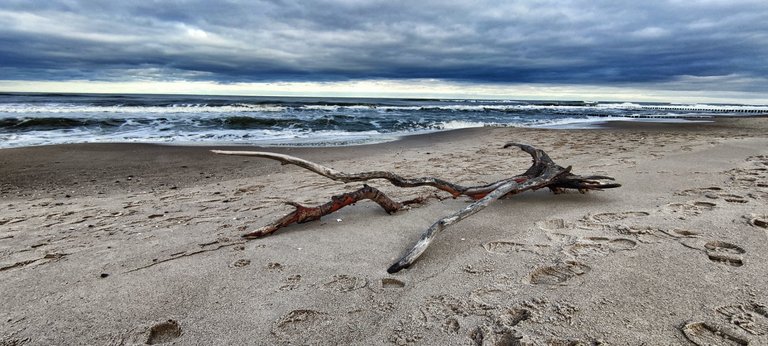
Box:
xmin=242 ymin=184 xmax=420 ymax=238
xmin=211 ymin=143 xmax=620 ymax=272
xmin=387 ymin=163 xmax=571 ymax=273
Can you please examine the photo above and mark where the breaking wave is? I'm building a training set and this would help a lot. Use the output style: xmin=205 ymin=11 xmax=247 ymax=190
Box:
xmin=1 ymin=93 xmax=764 ymax=148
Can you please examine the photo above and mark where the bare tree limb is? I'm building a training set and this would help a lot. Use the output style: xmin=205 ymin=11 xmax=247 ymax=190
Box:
xmin=243 ymin=184 xmax=408 ymax=238
xmin=212 ymin=149 xmax=536 ymax=198
xmin=387 ymin=164 xmax=571 ymax=273
xmin=211 ymin=143 xmax=620 ymax=272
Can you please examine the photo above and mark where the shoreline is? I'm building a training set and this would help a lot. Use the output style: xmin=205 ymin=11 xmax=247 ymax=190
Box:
xmin=2 ymin=116 xmax=764 ymax=198
xmin=2 ymin=118 xmax=768 ymax=344
xmin=3 ymin=113 xmax=766 ymax=151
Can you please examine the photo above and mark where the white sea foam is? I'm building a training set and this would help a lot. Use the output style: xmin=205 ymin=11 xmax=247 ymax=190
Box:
xmin=0 ymin=103 xmax=287 ymax=114
xmin=596 ymin=102 xmax=644 ymax=109
xmin=528 ymin=117 xmax=620 ymax=129
xmin=434 ymin=120 xmax=489 ymax=129
xmin=530 ymin=115 xmax=714 ymax=129
xmin=0 ymin=125 xmax=397 ymax=148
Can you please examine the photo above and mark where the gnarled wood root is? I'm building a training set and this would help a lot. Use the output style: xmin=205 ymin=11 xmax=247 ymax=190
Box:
xmin=212 ymin=143 xmax=620 ymax=272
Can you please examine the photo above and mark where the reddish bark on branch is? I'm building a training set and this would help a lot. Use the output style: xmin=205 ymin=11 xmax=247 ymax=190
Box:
xmin=243 ymin=184 xmax=404 ymax=238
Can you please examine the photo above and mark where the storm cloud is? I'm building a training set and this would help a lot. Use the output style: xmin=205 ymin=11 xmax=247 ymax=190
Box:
xmin=1 ymin=0 xmax=767 ymax=93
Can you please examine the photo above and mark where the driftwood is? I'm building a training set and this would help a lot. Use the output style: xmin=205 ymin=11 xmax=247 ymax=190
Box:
xmin=212 ymin=143 xmax=620 ymax=273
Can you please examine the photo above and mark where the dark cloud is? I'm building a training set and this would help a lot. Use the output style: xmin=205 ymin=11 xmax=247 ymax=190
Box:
xmin=0 ymin=0 xmax=767 ymax=91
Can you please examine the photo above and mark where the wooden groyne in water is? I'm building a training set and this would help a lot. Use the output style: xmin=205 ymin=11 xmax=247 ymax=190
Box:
xmin=640 ymin=105 xmax=767 ymax=114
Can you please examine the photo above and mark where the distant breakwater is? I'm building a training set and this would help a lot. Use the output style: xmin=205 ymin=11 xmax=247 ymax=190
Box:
xmin=639 ymin=105 xmax=767 ymax=114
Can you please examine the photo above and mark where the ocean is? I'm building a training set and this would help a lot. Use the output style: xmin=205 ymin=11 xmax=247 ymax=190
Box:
xmin=1 ymin=92 xmax=765 ymax=148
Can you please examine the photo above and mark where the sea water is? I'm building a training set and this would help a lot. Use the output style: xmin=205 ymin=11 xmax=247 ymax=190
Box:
xmin=1 ymin=92 xmax=765 ymax=148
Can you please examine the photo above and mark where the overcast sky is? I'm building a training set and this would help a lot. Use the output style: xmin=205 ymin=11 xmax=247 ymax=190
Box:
xmin=1 ymin=1 xmax=766 ymax=102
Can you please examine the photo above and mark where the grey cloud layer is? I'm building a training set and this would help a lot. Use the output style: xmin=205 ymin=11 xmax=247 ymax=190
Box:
xmin=1 ymin=0 xmax=766 ymax=90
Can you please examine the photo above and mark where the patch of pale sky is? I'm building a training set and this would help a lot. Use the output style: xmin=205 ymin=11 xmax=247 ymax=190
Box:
xmin=1 ymin=78 xmax=765 ymax=104
xmin=631 ymin=27 xmax=670 ymax=39
xmin=0 ymin=10 xmax=140 ymax=44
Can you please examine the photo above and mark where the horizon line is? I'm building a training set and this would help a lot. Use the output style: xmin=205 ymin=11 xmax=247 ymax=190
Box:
xmin=1 ymin=79 xmax=767 ymax=105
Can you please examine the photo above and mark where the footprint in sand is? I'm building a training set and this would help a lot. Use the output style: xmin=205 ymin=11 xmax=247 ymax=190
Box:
xmin=525 ymin=261 xmax=591 ymax=285
xmin=468 ymin=323 xmax=524 ymax=345
xmin=441 ymin=317 xmax=460 ymax=334
xmin=675 ymin=188 xmax=748 ymax=203
xmin=664 ymin=201 xmax=717 ymax=216
xmin=470 ymin=287 xmax=512 ymax=306
xmin=746 ymin=155 xmax=768 ymax=165
xmin=681 ymin=321 xmax=749 ymax=346
xmin=717 ymin=302 xmax=768 ymax=335
xmin=402 ymin=293 xmax=533 ymax=343
xmin=535 ymin=219 xmax=592 ymax=241
xmin=727 ymin=158 xmax=768 ymax=188
xmin=272 ymin=310 xmax=329 ymax=343
xmin=116 ymin=319 xmax=183 ymax=345
xmin=704 ymin=241 xmax=746 ymax=267
xmin=497 ymin=308 xmax=531 ymax=327
xmin=234 ymin=184 xmax=265 ymax=195
xmin=321 ymin=274 xmax=367 ymax=292
xmin=677 ymin=186 xmax=724 ymax=198
xmin=729 ymin=171 xmax=762 ymax=187
xmin=381 ymin=278 xmax=405 ymax=289
xmin=535 ymin=218 xmax=573 ymax=231
xmin=229 ymin=259 xmax=251 ymax=268
xmin=482 ymin=241 xmax=551 ymax=255
xmin=613 ymin=225 xmax=676 ymax=244
xmin=146 ymin=320 xmax=182 ymax=345
xmin=628 ymin=227 xmax=700 ymax=240
xmin=668 ymin=229 xmax=702 ymax=238
xmin=588 ymin=211 xmax=649 ymax=224
xmin=746 ymin=214 xmax=768 ymax=229
xmin=462 ymin=259 xmax=496 ymax=274
xmin=564 ymin=237 xmax=637 ymax=258
xmin=279 ymin=274 xmax=302 ymax=291
xmin=720 ymin=194 xmax=749 ymax=204
xmin=0 ymin=336 xmax=30 ymax=345
xmin=546 ymin=337 xmax=597 ymax=345
xmin=747 ymin=191 xmax=768 ymax=200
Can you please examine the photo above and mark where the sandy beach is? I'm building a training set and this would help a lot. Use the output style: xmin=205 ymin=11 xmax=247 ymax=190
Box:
xmin=2 ymin=118 xmax=768 ymax=345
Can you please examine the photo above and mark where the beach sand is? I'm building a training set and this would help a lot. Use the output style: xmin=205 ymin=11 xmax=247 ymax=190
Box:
xmin=2 ymin=118 xmax=768 ymax=345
